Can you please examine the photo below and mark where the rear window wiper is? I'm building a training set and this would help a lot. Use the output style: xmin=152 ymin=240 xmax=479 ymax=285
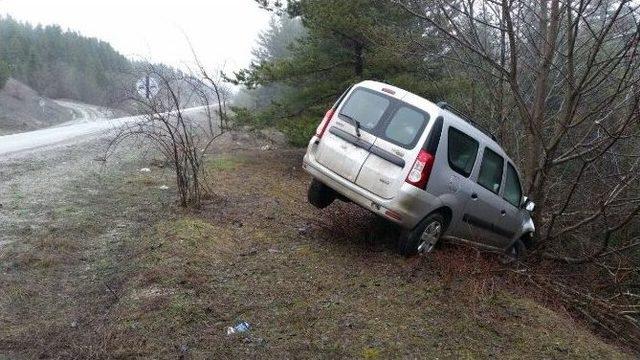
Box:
xmin=339 ymin=113 xmax=361 ymax=137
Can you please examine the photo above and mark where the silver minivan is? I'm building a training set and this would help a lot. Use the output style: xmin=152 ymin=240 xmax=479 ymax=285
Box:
xmin=302 ymin=80 xmax=535 ymax=258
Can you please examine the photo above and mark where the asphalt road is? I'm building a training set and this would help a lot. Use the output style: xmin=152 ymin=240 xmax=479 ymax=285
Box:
xmin=53 ymin=99 xmax=114 ymax=125
xmin=0 ymin=103 xmax=206 ymax=157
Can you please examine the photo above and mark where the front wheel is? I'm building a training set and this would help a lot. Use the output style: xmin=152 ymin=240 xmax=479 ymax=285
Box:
xmin=307 ymin=179 xmax=336 ymax=209
xmin=398 ymin=213 xmax=445 ymax=257
xmin=507 ymin=239 xmax=527 ymax=261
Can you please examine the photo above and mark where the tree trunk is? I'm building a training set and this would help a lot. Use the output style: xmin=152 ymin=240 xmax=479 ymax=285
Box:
xmin=354 ymin=43 xmax=364 ymax=77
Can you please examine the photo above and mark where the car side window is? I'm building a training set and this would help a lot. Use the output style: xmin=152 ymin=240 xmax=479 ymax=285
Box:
xmin=477 ymin=147 xmax=504 ymax=194
xmin=504 ymin=163 xmax=522 ymax=207
xmin=447 ymin=127 xmax=479 ymax=177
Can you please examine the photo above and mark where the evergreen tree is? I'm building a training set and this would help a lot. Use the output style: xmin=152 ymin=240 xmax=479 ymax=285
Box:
xmin=0 ymin=59 xmax=9 ymax=88
xmin=0 ymin=16 xmax=133 ymax=104
xmin=235 ymin=13 xmax=306 ymax=110
xmin=232 ymin=0 xmax=450 ymax=144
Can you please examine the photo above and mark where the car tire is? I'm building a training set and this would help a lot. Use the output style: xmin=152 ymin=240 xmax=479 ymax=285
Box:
xmin=503 ymin=239 xmax=527 ymax=263
xmin=307 ymin=179 xmax=336 ymax=209
xmin=398 ymin=213 xmax=445 ymax=257
xmin=521 ymin=232 xmax=535 ymax=249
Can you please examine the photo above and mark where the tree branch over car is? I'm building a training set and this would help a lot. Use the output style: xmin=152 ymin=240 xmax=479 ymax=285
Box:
xmin=235 ymin=0 xmax=640 ymax=345
xmin=392 ymin=0 xmax=640 ymax=258
xmin=390 ymin=0 xmax=640 ymax=344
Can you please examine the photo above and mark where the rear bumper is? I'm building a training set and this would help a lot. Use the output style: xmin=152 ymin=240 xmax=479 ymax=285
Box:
xmin=303 ymin=139 xmax=442 ymax=229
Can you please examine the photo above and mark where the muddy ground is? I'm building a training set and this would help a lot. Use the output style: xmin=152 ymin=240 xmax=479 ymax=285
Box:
xmin=0 ymin=132 xmax=633 ymax=359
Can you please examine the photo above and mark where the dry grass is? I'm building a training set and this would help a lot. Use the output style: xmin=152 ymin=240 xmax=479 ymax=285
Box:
xmin=0 ymin=146 xmax=634 ymax=359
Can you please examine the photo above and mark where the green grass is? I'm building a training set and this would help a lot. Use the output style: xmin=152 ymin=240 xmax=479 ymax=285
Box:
xmin=206 ymin=155 xmax=248 ymax=171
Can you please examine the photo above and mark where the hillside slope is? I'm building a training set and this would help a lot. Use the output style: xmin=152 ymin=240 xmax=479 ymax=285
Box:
xmin=0 ymin=131 xmax=633 ymax=358
xmin=0 ymin=78 xmax=73 ymax=135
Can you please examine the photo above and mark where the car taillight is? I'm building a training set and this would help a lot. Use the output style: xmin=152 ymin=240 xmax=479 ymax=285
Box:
xmin=315 ymin=108 xmax=335 ymax=138
xmin=406 ymin=149 xmax=435 ymax=189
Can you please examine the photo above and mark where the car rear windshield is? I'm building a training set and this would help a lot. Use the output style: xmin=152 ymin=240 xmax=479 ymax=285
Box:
xmin=384 ymin=106 xmax=429 ymax=146
xmin=338 ymin=87 xmax=429 ymax=148
xmin=338 ymin=88 xmax=390 ymax=130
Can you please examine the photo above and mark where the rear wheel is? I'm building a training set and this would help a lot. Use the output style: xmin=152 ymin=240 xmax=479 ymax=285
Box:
xmin=307 ymin=179 xmax=336 ymax=209
xmin=398 ymin=213 xmax=445 ymax=257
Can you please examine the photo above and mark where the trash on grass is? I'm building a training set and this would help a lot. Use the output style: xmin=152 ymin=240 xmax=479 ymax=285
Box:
xmin=159 ymin=185 xmax=169 ymax=190
xmin=140 ymin=168 xmax=151 ymax=172
xmin=226 ymin=321 xmax=251 ymax=335
xmin=297 ymin=225 xmax=309 ymax=235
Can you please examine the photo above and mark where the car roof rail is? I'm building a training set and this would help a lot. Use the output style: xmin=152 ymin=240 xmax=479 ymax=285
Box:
xmin=436 ymin=101 xmax=497 ymax=141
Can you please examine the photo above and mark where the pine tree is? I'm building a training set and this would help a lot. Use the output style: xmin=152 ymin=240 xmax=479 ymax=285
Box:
xmin=0 ymin=16 xmax=135 ymax=104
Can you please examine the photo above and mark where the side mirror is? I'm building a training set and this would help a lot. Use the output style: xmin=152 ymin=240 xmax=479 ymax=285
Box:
xmin=522 ymin=197 xmax=535 ymax=212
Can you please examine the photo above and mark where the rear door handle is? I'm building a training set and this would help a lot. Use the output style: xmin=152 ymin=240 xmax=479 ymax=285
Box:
xmin=471 ymin=193 xmax=478 ymax=200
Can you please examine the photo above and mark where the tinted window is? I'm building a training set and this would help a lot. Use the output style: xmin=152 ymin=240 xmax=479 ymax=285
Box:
xmin=384 ymin=107 xmax=428 ymax=146
xmin=339 ymin=88 xmax=390 ymax=130
xmin=477 ymin=148 xmax=504 ymax=194
xmin=504 ymin=163 xmax=522 ymax=207
xmin=447 ymin=127 xmax=479 ymax=177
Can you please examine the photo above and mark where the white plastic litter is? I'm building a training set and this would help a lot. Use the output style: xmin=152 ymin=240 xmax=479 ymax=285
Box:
xmin=226 ymin=321 xmax=251 ymax=335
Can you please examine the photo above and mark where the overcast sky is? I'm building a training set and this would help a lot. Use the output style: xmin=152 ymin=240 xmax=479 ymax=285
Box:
xmin=0 ymin=0 xmax=272 ymax=72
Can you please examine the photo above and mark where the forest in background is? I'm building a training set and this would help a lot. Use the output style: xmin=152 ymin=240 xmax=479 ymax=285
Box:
xmin=232 ymin=0 xmax=640 ymax=347
xmin=0 ymin=16 xmax=133 ymax=106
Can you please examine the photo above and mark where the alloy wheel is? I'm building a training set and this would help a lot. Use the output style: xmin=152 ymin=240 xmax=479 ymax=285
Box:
xmin=417 ymin=221 xmax=442 ymax=254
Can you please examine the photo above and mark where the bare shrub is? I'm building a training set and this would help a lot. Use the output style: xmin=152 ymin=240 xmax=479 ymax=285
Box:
xmin=393 ymin=0 xmax=640 ymax=345
xmin=108 ymin=62 xmax=231 ymax=208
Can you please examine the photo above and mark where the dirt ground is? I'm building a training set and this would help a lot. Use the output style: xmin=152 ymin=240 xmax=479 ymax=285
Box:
xmin=0 ymin=132 xmax=634 ymax=359
xmin=0 ymin=79 xmax=72 ymax=135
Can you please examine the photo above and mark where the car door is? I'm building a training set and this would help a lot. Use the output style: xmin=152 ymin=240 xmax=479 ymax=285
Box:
xmin=439 ymin=126 xmax=481 ymax=239
xmin=461 ymin=146 xmax=506 ymax=247
xmin=315 ymin=87 xmax=389 ymax=182
xmin=355 ymin=100 xmax=430 ymax=199
xmin=496 ymin=162 xmax=525 ymax=248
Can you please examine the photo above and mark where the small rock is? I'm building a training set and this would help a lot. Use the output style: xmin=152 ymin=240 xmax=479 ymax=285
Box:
xmin=260 ymin=128 xmax=287 ymax=145
xmin=140 ymin=168 xmax=151 ymax=173
xmin=232 ymin=219 xmax=243 ymax=227
xmin=260 ymin=145 xmax=271 ymax=151
xmin=267 ymin=248 xmax=281 ymax=254
xmin=71 ymin=321 xmax=78 ymax=328
xmin=159 ymin=185 xmax=169 ymax=190
xmin=240 ymin=249 xmax=258 ymax=257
